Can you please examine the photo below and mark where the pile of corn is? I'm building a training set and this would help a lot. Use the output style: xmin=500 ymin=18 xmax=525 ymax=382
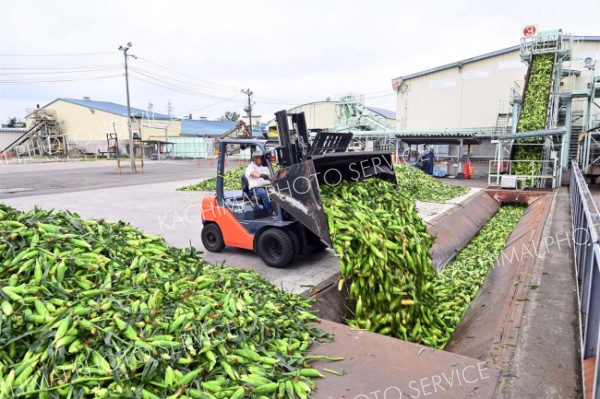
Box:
xmin=0 ymin=205 xmax=334 ymax=399
xmin=512 ymin=53 xmax=554 ymax=183
xmin=322 ymin=179 xmax=525 ymax=349
xmin=425 ymin=204 xmax=525 ymax=348
xmin=394 ymin=164 xmax=469 ymax=202
xmin=178 ymin=168 xmax=245 ymax=192
xmin=180 ymin=164 xmax=469 ymax=205
xmin=321 ymin=179 xmax=441 ymax=342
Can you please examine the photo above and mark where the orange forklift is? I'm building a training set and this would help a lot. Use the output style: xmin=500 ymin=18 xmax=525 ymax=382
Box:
xmin=200 ymin=110 xmax=396 ymax=268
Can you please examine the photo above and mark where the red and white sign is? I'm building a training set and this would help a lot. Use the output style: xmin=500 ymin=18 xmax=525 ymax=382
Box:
xmin=522 ymin=25 xmax=538 ymax=38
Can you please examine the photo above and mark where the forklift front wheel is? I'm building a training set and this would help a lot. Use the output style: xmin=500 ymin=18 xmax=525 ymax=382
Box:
xmin=257 ymin=228 xmax=295 ymax=268
xmin=201 ymin=223 xmax=225 ymax=252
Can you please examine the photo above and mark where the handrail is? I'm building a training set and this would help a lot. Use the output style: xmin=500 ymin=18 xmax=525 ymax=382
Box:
xmin=570 ymin=160 xmax=600 ymax=398
xmin=488 ymin=159 xmax=559 ymax=188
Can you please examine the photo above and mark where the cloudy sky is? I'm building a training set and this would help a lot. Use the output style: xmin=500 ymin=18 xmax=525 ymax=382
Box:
xmin=0 ymin=0 xmax=598 ymax=123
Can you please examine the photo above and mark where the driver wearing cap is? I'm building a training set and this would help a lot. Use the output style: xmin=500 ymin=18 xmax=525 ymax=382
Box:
xmin=245 ymin=149 xmax=275 ymax=215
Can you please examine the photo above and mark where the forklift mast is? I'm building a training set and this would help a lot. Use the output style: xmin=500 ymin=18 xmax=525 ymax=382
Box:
xmin=274 ymin=110 xmax=354 ymax=167
xmin=275 ymin=110 xmax=310 ymax=167
xmin=269 ymin=110 xmax=396 ymax=246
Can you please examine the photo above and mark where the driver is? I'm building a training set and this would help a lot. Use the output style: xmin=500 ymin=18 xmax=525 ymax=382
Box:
xmin=245 ymin=149 xmax=275 ymax=215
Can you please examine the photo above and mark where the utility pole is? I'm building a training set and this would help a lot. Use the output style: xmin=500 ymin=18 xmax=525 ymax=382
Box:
xmin=241 ymin=88 xmax=253 ymax=137
xmin=118 ymin=42 xmax=136 ymax=172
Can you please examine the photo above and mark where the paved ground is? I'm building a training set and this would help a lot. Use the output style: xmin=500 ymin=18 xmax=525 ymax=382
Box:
xmin=503 ymin=188 xmax=582 ymax=398
xmin=0 ymin=159 xmax=481 ymax=293
xmin=0 ymin=158 xmax=224 ymax=198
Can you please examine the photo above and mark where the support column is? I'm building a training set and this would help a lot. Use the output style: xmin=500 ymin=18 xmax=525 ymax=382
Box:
xmin=457 ymin=139 xmax=464 ymax=179
xmin=512 ymin=99 xmax=521 ymax=134
xmin=561 ymin=96 xmax=573 ymax=170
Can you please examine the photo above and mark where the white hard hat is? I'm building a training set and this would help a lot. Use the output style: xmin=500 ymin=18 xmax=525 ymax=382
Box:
xmin=253 ymin=149 xmax=264 ymax=157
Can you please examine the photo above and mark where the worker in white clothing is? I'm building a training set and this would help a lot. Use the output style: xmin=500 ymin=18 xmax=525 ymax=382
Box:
xmin=245 ymin=149 xmax=274 ymax=215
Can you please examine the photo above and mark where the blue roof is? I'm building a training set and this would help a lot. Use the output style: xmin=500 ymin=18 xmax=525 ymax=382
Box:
xmin=58 ymin=98 xmax=173 ymax=120
xmin=366 ymin=106 xmax=396 ymax=120
xmin=0 ymin=127 xmax=27 ymax=133
xmin=182 ymin=120 xmax=268 ymax=137
xmin=181 ymin=119 xmax=237 ymax=136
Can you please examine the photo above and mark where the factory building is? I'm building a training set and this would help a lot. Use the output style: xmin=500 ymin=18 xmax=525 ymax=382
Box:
xmin=21 ymin=98 xmax=181 ymax=156
xmin=391 ymin=35 xmax=600 ymax=159
xmin=266 ymin=100 xmax=396 ymax=133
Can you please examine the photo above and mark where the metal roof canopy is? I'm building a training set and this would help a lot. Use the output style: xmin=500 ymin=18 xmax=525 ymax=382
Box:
xmin=493 ymin=128 xmax=566 ymax=142
xmin=140 ymin=139 xmax=175 ymax=145
xmin=395 ymin=133 xmax=481 ymax=145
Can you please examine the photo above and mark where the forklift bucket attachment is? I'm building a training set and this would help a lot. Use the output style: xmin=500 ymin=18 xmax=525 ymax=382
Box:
xmin=270 ymin=160 xmax=331 ymax=246
xmin=270 ymin=151 xmax=397 ymax=247
xmin=310 ymin=151 xmax=396 ymax=186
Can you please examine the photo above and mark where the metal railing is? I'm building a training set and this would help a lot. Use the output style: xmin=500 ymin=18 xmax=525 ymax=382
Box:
xmin=570 ymin=160 xmax=600 ymax=398
xmin=488 ymin=159 xmax=559 ymax=188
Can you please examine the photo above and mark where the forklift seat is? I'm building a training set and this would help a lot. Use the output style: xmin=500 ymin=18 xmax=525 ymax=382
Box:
xmin=241 ymin=175 xmax=260 ymax=203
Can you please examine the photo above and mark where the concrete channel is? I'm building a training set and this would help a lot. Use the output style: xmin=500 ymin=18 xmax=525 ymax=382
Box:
xmin=308 ymin=189 xmax=579 ymax=398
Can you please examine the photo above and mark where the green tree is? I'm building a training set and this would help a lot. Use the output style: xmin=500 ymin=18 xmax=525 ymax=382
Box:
xmin=221 ymin=111 xmax=240 ymax=122
xmin=6 ymin=117 xmax=17 ymax=128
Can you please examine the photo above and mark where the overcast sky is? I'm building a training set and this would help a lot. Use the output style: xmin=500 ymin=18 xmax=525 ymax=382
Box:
xmin=0 ymin=0 xmax=598 ymax=123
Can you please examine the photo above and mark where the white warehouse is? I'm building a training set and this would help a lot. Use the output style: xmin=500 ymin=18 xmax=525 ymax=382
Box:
xmin=391 ymin=34 xmax=600 ymax=159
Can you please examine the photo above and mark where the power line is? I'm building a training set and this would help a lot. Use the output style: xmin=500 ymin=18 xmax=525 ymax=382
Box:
xmin=135 ymin=57 xmax=313 ymax=105
xmin=0 ymin=75 xmax=122 ymax=84
xmin=0 ymin=64 xmax=121 ymax=70
xmin=364 ymin=92 xmax=396 ymax=100
xmin=129 ymin=68 xmax=243 ymax=101
xmin=129 ymin=74 xmax=239 ymax=102
xmin=129 ymin=66 xmax=239 ymax=93
xmin=0 ymin=51 xmax=116 ymax=57
xmin=362 ymin=88 xmax=395 ymax=96
xmin=182 ymin=93 xmax=243 ymax=114
xmin=0 ymin=67 xmax=122 ymax=76
xmin=136 ymin=57 xmax=239 ymax=91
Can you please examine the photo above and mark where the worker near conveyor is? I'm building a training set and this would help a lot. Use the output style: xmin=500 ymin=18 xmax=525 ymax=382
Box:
xmin=245 ymin=149 xmax=275 ymax=215
xmin=425 ymin=147 xmax=435 ymax=175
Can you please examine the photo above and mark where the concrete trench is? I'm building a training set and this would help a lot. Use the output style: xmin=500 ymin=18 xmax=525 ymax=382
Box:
xmin=306 ymin=189 xmax=556 ymax=399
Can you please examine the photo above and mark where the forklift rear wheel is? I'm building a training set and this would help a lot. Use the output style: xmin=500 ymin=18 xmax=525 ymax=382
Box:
xmin=201 ymin=223 xmax=225 ymax=252
xmin=257 ymin=228 xmax=295 ymax=268
xmin=287 ymin=230 xmax=300 ymax=261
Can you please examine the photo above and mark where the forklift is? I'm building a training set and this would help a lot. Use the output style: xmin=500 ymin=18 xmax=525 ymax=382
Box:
xmin=200 ymin=110 xmax=396 ymax=268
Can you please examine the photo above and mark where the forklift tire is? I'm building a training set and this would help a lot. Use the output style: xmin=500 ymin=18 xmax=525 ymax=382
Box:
xmin=201 ymin=223 xmax=225 ymax=252
xmin=287 ymin=230 xmax=301 ymax=261
xmin=257 ymin=228 xmax=295 ymax=268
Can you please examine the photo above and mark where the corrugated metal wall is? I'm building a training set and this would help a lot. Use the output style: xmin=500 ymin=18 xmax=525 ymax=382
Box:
xmin=396 ymin=51 xmax=526 ymax=129
xmin=396 ymin=40 xmax=600 ymax=130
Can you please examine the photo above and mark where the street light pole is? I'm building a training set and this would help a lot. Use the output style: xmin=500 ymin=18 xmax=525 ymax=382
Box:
xmin=241 ymin=88 xmax=253 ymax=137
xmin=119 ymin=42 xmax=135 ymax=172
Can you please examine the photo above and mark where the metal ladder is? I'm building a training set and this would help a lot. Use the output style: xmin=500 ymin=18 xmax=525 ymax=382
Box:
xmin=492 ymin=101 xmax=512 ymax=140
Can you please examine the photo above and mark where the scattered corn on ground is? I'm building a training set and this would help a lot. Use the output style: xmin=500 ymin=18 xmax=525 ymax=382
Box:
xmin=178 ymin=168 xmax=245 ymax=192
xmin=179 ymin=164 xmax=469 ymax=205
xmin=393 ymin=164 xmax=469 ymax=202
